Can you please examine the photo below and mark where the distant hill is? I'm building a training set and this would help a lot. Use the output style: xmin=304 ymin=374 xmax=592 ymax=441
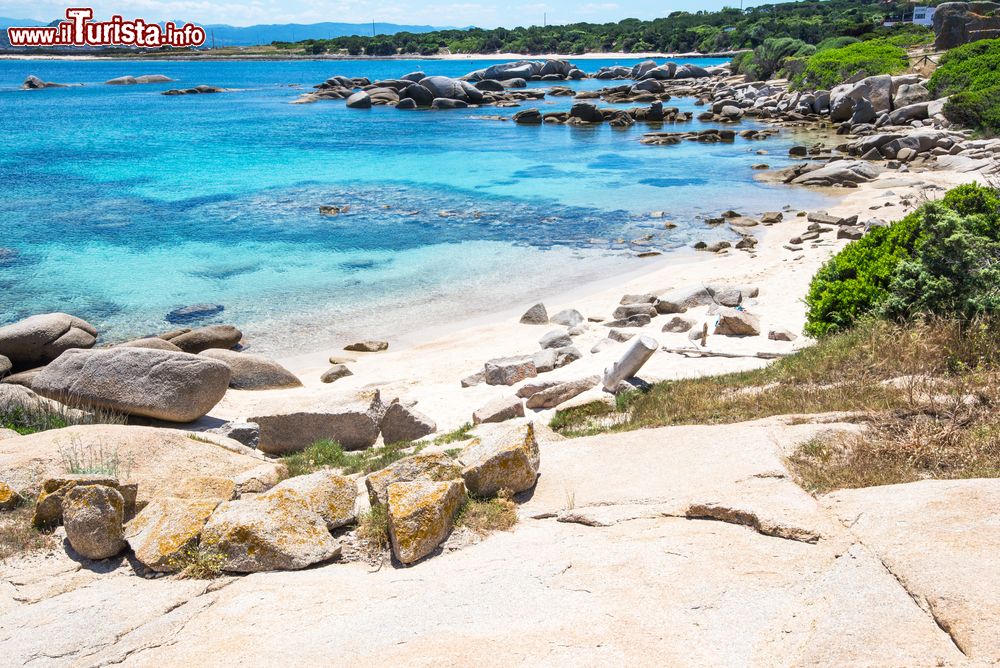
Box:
xmin=201 ymin=22 xmax=447 ymax=46
xmin=0 ymin=17 xmax=48 ymax=28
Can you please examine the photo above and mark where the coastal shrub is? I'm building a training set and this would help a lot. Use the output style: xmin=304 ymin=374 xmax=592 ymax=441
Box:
xmin=944 ymin=86 xmax=1000 ymax=136
xmin=804 ymin=183 xmax=1000 ymax=335
xmin=792 ymin=39 xmax=908 ymax=90
xmin=167 ymin=544 xmax=226 ymax=579
xmin=804 ymin=212 xmax=923 ymax=336
xmin=928 ymin=38 xmax=1000 ymax=98
xmin=736 ymin=37 xmax=815 ymax=81
xmin=815 ymin=36 xmax=859 ymax=52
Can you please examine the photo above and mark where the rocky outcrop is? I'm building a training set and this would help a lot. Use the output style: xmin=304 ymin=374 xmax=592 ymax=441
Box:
xmin=22 ymin=75 xmax=72 ymax=89
xmin=162 ymin=85 xmax=225 ymax=95
xmin=32 ymin=348 xmax=231 ymax=422
xmin=199 ymin=349 xmax=302 ymax=390
xmin=0 ymin=313 xmax=97 ymax=371
xmin=344 ymin=340 xmax=388 ymax=352
xmin=933 ymin=2 xmax=1000 ymax=49
xmin=387 ymin=479 xmax=465 ymax=565
xmin=105 ymin=74 xmax=175 ymax=85
xmin=251 ymin=392 xmax=388 ymax=454
xmin=201 ymin=489 xmax=341 ymax=572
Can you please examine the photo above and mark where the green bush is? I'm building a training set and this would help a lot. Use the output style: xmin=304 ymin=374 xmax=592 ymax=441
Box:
xmin=815 ymin=36 xmax=859 ymax=53
xmin=944 ymin=86 xmax=1000 ymax=136
xmin=805 ymin=183 xmax=1000 ymax=336
xmin=804 ymin=212 xmax=923 ymax=336
xmin=928 ymin=38 xmax=1000 ymax=98
xmin=793 ymin=39 xmax=909 ymax=90
xmin=738 ymin=37 xmax=815 ymax=81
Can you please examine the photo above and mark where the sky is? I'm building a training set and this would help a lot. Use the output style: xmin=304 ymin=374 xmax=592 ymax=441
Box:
xmin=0 ymin=0 xmax=787 ymax=28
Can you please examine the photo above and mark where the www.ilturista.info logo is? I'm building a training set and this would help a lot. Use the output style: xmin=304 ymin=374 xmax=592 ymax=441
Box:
xmin=7 ymin=8 xmax=206 ymax=48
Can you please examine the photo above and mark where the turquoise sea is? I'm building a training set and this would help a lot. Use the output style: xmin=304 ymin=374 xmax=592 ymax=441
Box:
xmin=0 ymin=58 xmax=830 ymax=353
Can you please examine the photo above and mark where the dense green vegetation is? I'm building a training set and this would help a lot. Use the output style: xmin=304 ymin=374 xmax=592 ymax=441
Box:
xmin=731 ymin=37 xmax=815 ymax=81
xmin=275 ymin=0 xmax=927 ymax=56
xmin=791 ymin=38 xmax=910 ymax=90
xmin=805 ymin=183 xmax=1000 ymax=337
xmin=928 ymin=39 xmax=1000 ymax=135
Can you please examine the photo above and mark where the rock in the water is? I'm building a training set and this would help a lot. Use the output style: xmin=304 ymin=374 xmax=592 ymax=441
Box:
xmin=199 ymin=349 xmax=302 ymax=390
xmin=365 ymin=453 xmax=463 ymax=507
xmin=200 ymin=489 xmax=341 ymax=573
xmin=261 ymin=471 xmax=357 ymax=531
xmin=519 ymin=303 xmax=548 ymax=324
xmin=251 ymin=392 xmax=387 ymax=454
xmin=459 ymin=422 xmax=540 ymax=497
xmin=484 ymin=356 xmax=537 ymax=386
xmin=32 ymin=348 xmax=231 ymax=423
xmin=380 ymin=402 xmax=437 ymax=443
xmin=524 ymin=377 xmax=599 ymax=410
xmin=125 ymin=497 xmax=222 ymax=572
xmin=346 ymin=91 xmax=372 ymax=109
xmin=63 ymin=484 xmax=126 ymax=560
xmin=344 ymin=340 xmax=388 ymax=353
xmin=473 ymin=395 xmax=525 ymax=425
xmin=165 ymin=303 xmax=224 ymax=324
xmin=714 ymin=308 xmax=761 ymax=337
xmin=0 ymin=313 xmax=97 ymax=371
xmin=320 ymin=364 xmax=353 ymax=384
xmin=549 ymin=309 xmax=584 ymax=327
xmin=170 ymin=325 xmax=243 ymax=354
xmin=387 ymin=479 xmax=465 ymax=565
xmin=513 ymin=109 xmax=543 ymax=124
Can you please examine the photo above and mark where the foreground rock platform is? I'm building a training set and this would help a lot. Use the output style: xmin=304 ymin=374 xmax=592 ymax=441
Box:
xmin=1 ymin=417 xmax=994 ymax=664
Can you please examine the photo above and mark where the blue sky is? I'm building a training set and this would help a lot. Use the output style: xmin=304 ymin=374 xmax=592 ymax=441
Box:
xmin=1 ymin=0 xmax=787 ymax=28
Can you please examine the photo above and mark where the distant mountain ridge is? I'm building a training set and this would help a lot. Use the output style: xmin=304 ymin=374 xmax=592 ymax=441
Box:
xmin=0 ymin=18 xmax=447 ymax=47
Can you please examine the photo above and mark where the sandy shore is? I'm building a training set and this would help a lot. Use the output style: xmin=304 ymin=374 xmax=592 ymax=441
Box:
xmin=204 ymin=162 xmax=981 ymax=434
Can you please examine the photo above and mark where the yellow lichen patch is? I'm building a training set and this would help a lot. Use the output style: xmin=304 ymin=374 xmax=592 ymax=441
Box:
xmin=387 ymin=479 xmax=465 ymax=565
xmin=365 ymin=453 xmax=462 ymax=507
xmin=125 ymin=497 xmax=221 ymax=572
xmin=262 ymin=471 xmax=357 ymax=530
xmin=459 ymin=423 xmax=540 ymax=497
xmin=0 ymin=481 xmax=22 ymax=510
xmin=172 ymin=476 xmax=236 ymax=502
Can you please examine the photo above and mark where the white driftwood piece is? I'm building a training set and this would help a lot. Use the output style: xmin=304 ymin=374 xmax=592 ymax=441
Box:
xmin=602 ymin=335 xmax=658 ymax=391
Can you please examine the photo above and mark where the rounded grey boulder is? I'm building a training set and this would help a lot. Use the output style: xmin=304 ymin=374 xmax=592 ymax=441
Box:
xmin=169 ymin=325 xmax=242 ymax=354
xmin=0 ymin=313 xmax=98 ymax=371
xmin=32 ymin=348 xmax=231 ymax=423
xmin=199 ymin=349 xmax=302 ymax=391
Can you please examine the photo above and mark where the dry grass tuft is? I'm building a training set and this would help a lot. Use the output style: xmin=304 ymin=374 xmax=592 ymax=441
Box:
xmin=355 ymin=504 xmax=390 ymax=558
xmin=0 ymin=504 xmax=57 ymax=563
xmin=166 ymin=544 xmax=227 ymax=579
xmin=455 ymin=489 xmax=518 ymax=535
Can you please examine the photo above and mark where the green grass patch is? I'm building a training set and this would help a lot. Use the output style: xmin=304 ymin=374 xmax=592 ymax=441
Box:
xmin=279 ymin=439 xmax=420 ymax=479
xmin=432 ymin=422 xmax=474 ymax=445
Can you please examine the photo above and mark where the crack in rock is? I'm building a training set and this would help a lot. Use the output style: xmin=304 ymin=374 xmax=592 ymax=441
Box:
xmin=684 ymin=503 xmax=821 ymax=544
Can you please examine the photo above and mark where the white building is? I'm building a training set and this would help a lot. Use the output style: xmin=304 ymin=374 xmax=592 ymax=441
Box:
xmin=912 ymin=6 xmax=936 ymax=27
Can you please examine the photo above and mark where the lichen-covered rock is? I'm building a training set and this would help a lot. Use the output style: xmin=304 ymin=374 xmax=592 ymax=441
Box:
xmin=459 ymin=422 xmax=540 ymax=497
xmin=32 ymin=348 xmax=231 ymax=423
xmin=63 ymin=484 xmax=126 ymax=560
xmin=365 ymin=453 xmax=463 ymax=507
xmin=0 ymin=313 xmax=97 ymax=371
xmin=380 ymin=402 xmax=437 ymax=444
xmin=172 ymin=475 xmax=237 ymax=502
xmin=200 ymin=489 xmax=341 ymax=573
xmin=261 ymin=471 xmax=357 ymax=531
xmin=387 ymin=479 xmax=466 ymax=565
xmin=33 ymin=475 xmax=126 ymax=527
xmin=0 ymin=480 xmax=22 ymax=510
xmin=125 ymin=497 xmax=221 ymax=572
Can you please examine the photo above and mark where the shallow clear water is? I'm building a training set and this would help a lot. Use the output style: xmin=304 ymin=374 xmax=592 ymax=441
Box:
xmin=0 ymin=58 xmax=830 ymax=353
